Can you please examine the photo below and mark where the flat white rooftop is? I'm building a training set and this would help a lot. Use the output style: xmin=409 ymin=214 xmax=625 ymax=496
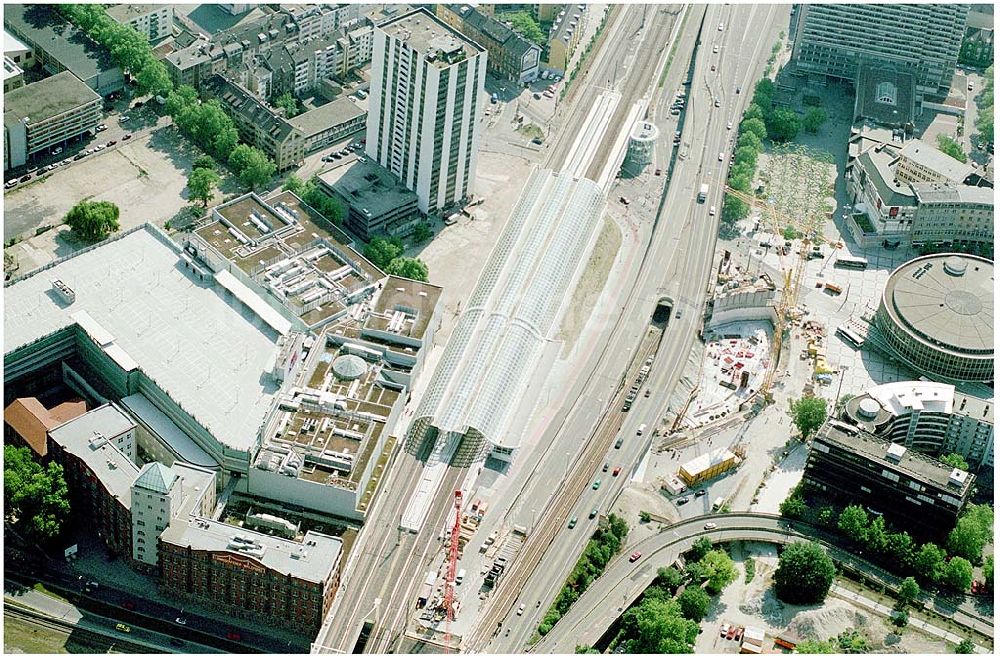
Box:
xmin=4 ymin=225 xmax=283 ymax=454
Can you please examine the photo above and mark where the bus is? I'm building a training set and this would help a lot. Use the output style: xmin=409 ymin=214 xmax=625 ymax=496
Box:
xmin=836 ymin=325 xmax=864 ymax=349
xmin=834 ymin=256 xmax=869 ymax=270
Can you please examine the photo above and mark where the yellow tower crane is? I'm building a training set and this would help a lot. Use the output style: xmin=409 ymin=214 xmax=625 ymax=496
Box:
xmin=720 ymin=185 xmax=840 ymax=401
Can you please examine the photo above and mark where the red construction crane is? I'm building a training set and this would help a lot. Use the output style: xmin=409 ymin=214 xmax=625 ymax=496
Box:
xmin=442 ymin=490 xmax=463 ymax=650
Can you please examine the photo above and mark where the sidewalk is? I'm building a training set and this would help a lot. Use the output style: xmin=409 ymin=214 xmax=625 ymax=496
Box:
xmin=830 ymin=584 xmax=990 ymax=653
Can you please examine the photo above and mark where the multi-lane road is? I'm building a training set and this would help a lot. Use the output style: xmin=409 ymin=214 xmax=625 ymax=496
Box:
xmin=470 ymin=2 xmax=788 ymax=652
xmin=534 ymin=513 xmax=997 ymax=651
xmin=313 ymin=5 xmax=690 ymax=654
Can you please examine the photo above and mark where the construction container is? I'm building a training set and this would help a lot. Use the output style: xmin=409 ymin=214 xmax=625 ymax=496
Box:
xmin=678 ymin=447 xmax=739 ymax=486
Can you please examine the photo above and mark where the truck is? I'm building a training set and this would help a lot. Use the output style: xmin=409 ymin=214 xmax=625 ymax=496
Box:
xmin=698 ymin=183 xmax=709 ymax=202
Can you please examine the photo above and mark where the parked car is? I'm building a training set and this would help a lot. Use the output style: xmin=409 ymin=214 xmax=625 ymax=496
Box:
xmin=709 ymin=205 xmax=716 ymax=216
xmin=655 ymin=168 xmax=662 ymax=175
xmin=727 ymin=121 xmax=733 ymax=130
xmin=96 ymin=124 xmax=107 ymax=132
xmin=175 ymin=617 xmax=187 ymax=625
xmin=225 ymin=631 xmax=241 ymax=641
xmin=677 ymin=497 xmax=690 ymax=505
xmin=695 ymin=489 xmax=706 ymax=496
xmin=19 ymin=175 xmax=31 ymax=183
xmin=107 ymin=140 xmax=117 ymax=146
xmin=120 ymin=115 xmax=130 ymax=122
xmin=122 ymin=133 xmax=133 ymax=140
xmin=116 ymin=623 xmax=131 ymax=633
xmin=533 ymin=92 xmax=542 ymax=100
xmin=74 ymin=153 xmax=86 ymax=160
xmin=52 ymin=146 xmax=64 ymax=154
xmin=531 ymin=137 xmax=543 ymax=145
xmin=5 ymin=180 xmax=17 ymax=189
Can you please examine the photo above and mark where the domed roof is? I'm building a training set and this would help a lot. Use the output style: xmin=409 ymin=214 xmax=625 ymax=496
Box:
xmin=332 ymin=354 xmax=367 ymax=380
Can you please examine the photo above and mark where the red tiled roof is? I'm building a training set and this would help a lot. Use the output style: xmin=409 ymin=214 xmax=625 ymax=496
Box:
xmin=4 ymin=397 xmax=87 ymax=456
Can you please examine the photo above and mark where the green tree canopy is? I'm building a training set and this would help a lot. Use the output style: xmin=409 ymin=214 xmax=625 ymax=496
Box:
xmin=779 ymin=492 xmax=807 ymax=520
xmin=955 ymin=639 xmax=976 ymax=654
xmin=387 ymin=256 xmax=430 ymax=282
xmin=656 ymin=565 xmax=686 ymax=594
xmin=363 ymin=236 xmax=405 ymax=269
xmin=941 ymin=557 xmax=974 ymax=593
xmin=837 ymin=629 xmax=870 ymax=653
xmin=773 ymin=541 xmax=836 ymax=605
xmin=765 ymin=107 xmax=801 ymax=142
xmin=896 ymin=576 xmax=920 ymax=608
xmin=936 ymin=134 xmax=968 ymax=163
xmin=795 ymin=639 xmax=838 ymax=653
xmin=504 ymin=11 xmax=545 ymax=44
xmin=733 ymin=145 xmax=759 ymax=169
xmin=941 ymin=453 xmax=970 ymax=470
xmin=187 ymin=168 xmax=221 ymax=207
xmin=687 ymin=537 xmax=712 ymax=562
xmin=743 ymin=103 xmax=765 ymax=123
xmin=136 ymin=59 xmax=172 ymax=97
xmin=4 ymin=445 xmax=70 ymax=544
xmin=722 ymin=194 xmax=750 ymax=224
xmin=803 ymin=106 xmax=827 ymax=133
xmin=947 ymin=505 xmax=993 ymax=562
xmin=736 ymin=130 xmax=763 ymax=153
xmin=740 ymin=117 xmax=768 ymax=142
xmin=575 ymin=645 xmax=600 ymax=654
xmin=887 ymin=532 xmax=917 ymax=570
xmin=677 ymin=585 xmax=711 ymax=621
xmin=228 ymin=144 xmax=276 ymax=190
xmin=273 ymin=92 xmax=301 ymax=118
xmin=984 ymin=555 xmax=993 ymax=592
xmin=837 ymin=505 xmax=870 ymax=544
xmin=625 ymin=596 xmax=699 ymax=653
xmin=753 ymin=78 xmax=776 ymax=106
xmin=913 ymin=542 xmax=947 ymax=583
xmin=790 ymin=395 xmax=828 ymax=439
xmin=412 ymin=222 xmax=433 ymax=243
xmin=64 ymin=200 xmax=120 ymax=242
xmin=699 ymin=549 xmax=738 ymax=594
xmin=193 ymin=154 xmax=217 ymax=172
xmin=974 ymin=66 xmax=993 ymax=144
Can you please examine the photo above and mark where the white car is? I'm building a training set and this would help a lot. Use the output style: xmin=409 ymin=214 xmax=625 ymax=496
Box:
xmin=718 ymin=22 xmax=724 ymax=31
xmin=713 ymin=45 xmax=719 ymax=54
xmin=704 ymin=522 xmax=717 ymax=530
xmin=718 ymin=152 xmax=725 ymax=162
xmin=727 ymin=121 xmax=733 ymax=130
xmin=709 ymin=205 xmax=717 ymax=216
xmin=517 ymin=603 xmax=525 ymax=616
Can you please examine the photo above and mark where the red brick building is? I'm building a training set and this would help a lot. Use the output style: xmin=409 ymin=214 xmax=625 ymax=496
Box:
xmin=159 ymin=519 xmax=342 ymax=634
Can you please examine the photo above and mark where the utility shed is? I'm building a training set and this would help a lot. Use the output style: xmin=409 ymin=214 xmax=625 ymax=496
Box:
xmin=678 ymin=447 xmax=738 ymax=486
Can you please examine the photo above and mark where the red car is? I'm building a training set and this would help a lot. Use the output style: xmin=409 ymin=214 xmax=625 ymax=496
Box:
xmin=226 ymin=631 xmax=241 ymax=641
xmin=612 ymin=466 xmax=622 ymax=476
xmin=726 ymin=626 xmax=736 ymax=640
xmin=629 ymin=551 xmax=642 ymax=562
xmin=122 ymin=600 xmax=135 ymax=610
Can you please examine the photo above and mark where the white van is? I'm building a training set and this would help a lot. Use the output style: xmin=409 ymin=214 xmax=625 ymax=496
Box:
xmin=637 ymin=424 xmax=646 ymax=436
xmin=456 ymin=568 xmax=466 ymax=585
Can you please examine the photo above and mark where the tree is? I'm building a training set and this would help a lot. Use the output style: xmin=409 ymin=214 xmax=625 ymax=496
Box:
xmin=733 ymin=145 xmax=759 ymax=169
xmin=779 ymin=492 xmax=807 ymax=519
xmin=193 ymin=154 xmax=216 ymax=172
xmin=836 ymin=629 xmax=870 ymax=653
xmin=228 ymin=144 xmax=276 ymax=190
xmin=743 ymin=103 xmax=765 ymax=123
xmin=955 ymin=639 xmax=976 ymax=654
xmin=677 ymin=585 xmax=711 ymax=621
xmin=740 ymin=117 xmax=767 ymax=142
xmin=913 ymin=543 xmax=947 ymax=583
xmin=575 ymin=645 xmax=600 ymax=654
xmin=736 ymin=130 xmax=763 ymax=154
xmin=4 ymin=445 xmax=70 ymax=544
xmin=887 ymin=532 xmax=917 ymax=571
xmin=941 ymin=557 xmax=974 ymax=593
xmin=962 ymin=504 xmax=994 ymax=544
xmin=816 ymin=506 xmax=836 ymax=527
xmin=890 ymin=609 xmax=909 ymax=628
xmin=699 ymin=549 xmax=738 ymax=594
xmin=867 ymin=515 xmax=890 ymax=555
xmin=412 ymin=222 xmax=433 ymax=243
xmin=627 ymin=597 xmax=698 ymax=653
xmin=364 ymin=236 xmax=404 ymax=269
xmin=722 ymin=194 xmax=750 ymax=224
xmin=974 ymin=66 xmax=993 ymax=144
xmin=765 ymin=107 xmax=801 ymax=142
xmin=753 ymin=78 xmax=776 ymax=107
xmin=687 ymin=537 xmax=712 ymax=562
xmin=187 ymin=168 xmax=221 ymax=207
xmin=273 ymin=92 xmax=300 ymax=118
xmin=936 ymin=134 xmax=968 ymax=163
xmin=773 ymin=541 xmax=836 ymax=605
xmin=387 ymin=256 xmax=430 ymax=282
xmin=796 ymin=639 xmax=838 ymax=653
xmin=505 ymin=11 xmax=545 ymax=44
xmin=136 ymin=60 xmax=172 ymax=97
xmin=803 ymin=107 xmax=827 ymax=133
xmin=940 ymin=453 xmax=969 ymax=470
xmin=165 ymin=84 xmax=199 ymax=118
xmin=984 ymin=555 xmax=993 ymax=592
xmin=283 ymin=174 xmax=304 ymax=193
xmin=947 ymin=513 xmax=989 ymax=562
xmin=64 ymin=200 xmax=120 ymax=242
xmin=790 ymin=396 xmax=827 ymax=439
xmin=656 ymin=566 xmax=686 ymax=594
xmin=896 ymin=576 xmax=920 ymax=608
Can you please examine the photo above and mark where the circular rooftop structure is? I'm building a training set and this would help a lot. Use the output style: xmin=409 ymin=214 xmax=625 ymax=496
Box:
xmin=332 ymin=354 xmax=367 ymax=380
xmin=626 ymin=121 xmax=659 ymax=166
xmin=874 ymin=254 xmax=993 ymax=382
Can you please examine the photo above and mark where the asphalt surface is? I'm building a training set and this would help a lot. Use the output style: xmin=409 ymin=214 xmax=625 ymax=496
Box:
xmin=534 ymin=513 xmax=996 ymax=651
xmin=471 ymin=3 xmax=786 ymax=652
xmin=313 ymin=5 xmax=690 ymax=654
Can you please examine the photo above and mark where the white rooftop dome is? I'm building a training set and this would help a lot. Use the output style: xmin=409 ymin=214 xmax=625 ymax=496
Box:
xmin=332 ymin=354 xmax=367 ymax=380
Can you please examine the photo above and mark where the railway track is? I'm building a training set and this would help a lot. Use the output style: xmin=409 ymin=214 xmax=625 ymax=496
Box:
xmin=4 ymin=602 xmax=164 ymax=654
xmin=467 ymin=327 xmax=664 ymax=650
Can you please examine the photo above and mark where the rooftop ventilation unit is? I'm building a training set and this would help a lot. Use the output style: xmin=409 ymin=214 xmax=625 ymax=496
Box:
xmin=52 ymin=279 xmax=76 ymax=304
xmin=949 ymin=468 xmax=968 ymax=487
xmin=885 ymin=443 xmax=906 ymax=462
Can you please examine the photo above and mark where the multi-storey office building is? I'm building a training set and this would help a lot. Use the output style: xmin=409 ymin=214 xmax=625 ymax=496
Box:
xmin=792 ymin=3 xmax=968 ymax=101
xmin=436 ymin=4 xmax=540 ymax=83
xmin=3 ymin=71 xmax=101 ymax=171
xmin=367 ymin=8 xmax=487 ymax=214
xmin=805 ymin=421 xmax=975 ymax=538
xmin=316 ymin=157 xmax=421 ymax=240
xmin=105 ymin=4 xmax=173 ymax=42
xmin=911 ymin=182 xmax=994 ymax=255
xmin=843 ymin=381 xmax=993 ymax=470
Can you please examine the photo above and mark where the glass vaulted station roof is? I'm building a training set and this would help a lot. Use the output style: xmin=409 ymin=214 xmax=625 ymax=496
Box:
xmin=412 ymin=169 xmax=604 ymax=452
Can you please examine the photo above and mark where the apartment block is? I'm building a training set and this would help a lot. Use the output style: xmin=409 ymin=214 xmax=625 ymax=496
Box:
xmin=792 ymin=4 xmax=969 ymax=100
xmin=4 ymin=71 xmax=102 ymax=170
xmin=105 ymin=4 xmax=173 ymax=42
xmin=5 ymin=4 xmax=124 ymax=97
xmin=546 ymin=5 xmax=586 ymax=72
xmin=158 ymin=520 xmax=342 ymax=635
xmin=131 ymin=461 xmax=217 ymax=567
xmin=367 ymin=8 xmax=487 ymax=214
xmin=201 ymin=75 xmax=305 ymax=170
xmin=437 ymin=4 xmax=540 ymax=83
xmin=911 ymin=182 xmax=994 ymax=255
xmin=805 ymin=421 xmax=975 ymax=538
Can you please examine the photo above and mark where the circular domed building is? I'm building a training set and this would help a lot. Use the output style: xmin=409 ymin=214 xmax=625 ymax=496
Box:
xmin=873 ymin=254 xmax=993 ymax=383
